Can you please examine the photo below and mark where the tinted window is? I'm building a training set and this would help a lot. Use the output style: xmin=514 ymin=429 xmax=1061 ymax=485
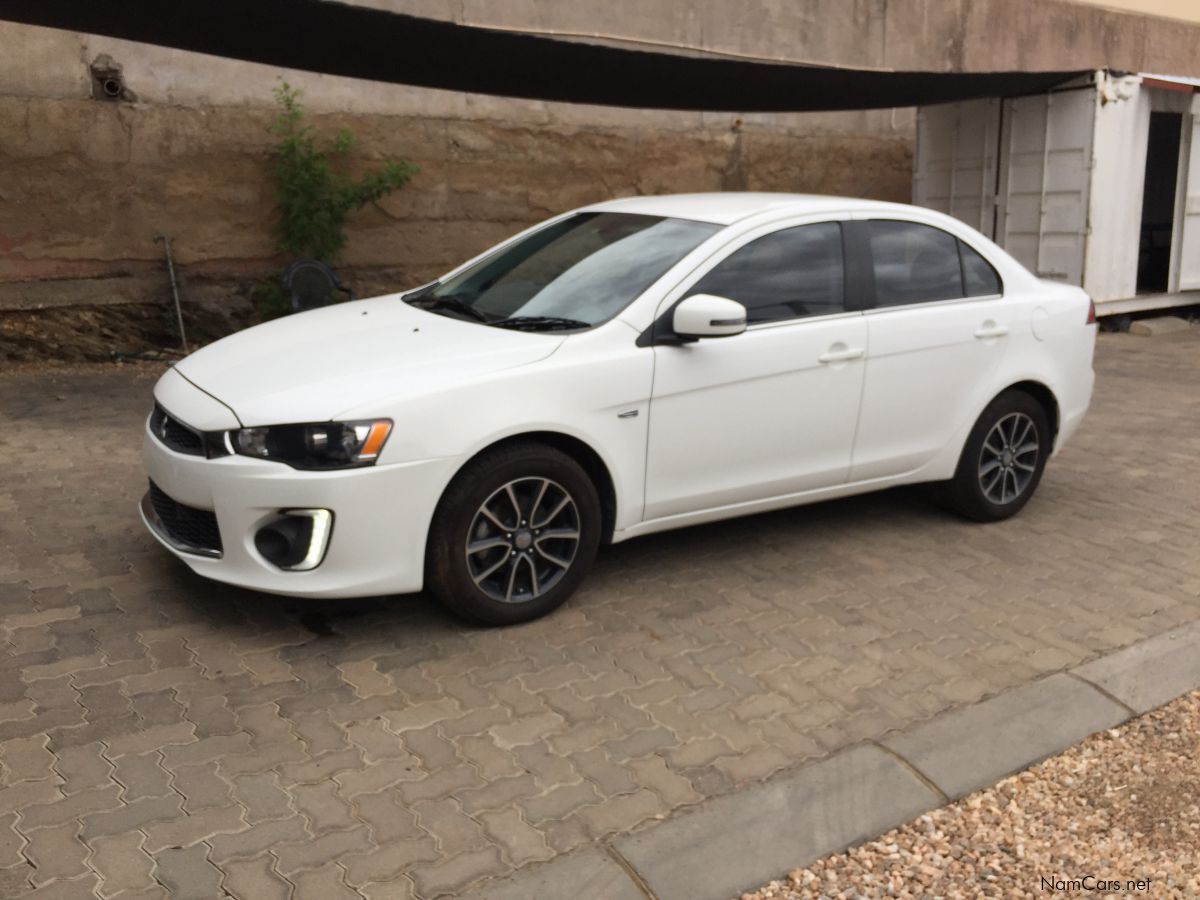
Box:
xmin=423 ymin=212 xmax=720 ymax=326
xmin=960 ymin=240 xmax=1002 ymax=296
xmin=687 ymin=222 xmax=845 ymax=324
xmin=869 ymin=220 xmax=965 ymax=307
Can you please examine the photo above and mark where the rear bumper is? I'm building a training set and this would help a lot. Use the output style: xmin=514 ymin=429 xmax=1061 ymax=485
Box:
xmin=141 ymin=418 xmax=461 ymax=598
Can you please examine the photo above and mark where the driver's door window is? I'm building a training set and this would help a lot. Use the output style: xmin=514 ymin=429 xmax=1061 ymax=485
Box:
xmin=686 ymin=222 xmax=846 ymax=324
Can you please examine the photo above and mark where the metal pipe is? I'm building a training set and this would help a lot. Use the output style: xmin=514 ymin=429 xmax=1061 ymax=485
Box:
xmin=154 ymin=234 xmax=189 ymax=354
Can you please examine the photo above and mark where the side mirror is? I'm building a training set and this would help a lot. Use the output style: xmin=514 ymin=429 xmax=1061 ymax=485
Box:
xmin=672 ymin=294 xmax=747 ymax=339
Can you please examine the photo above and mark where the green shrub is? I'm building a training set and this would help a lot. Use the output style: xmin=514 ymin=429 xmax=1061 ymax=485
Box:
xmin=256 ymin=83 xmax=418 ymax=319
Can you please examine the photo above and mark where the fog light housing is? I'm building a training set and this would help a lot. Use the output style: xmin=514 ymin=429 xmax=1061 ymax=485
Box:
xmin=254 ymin=509 xmax=333 ymax=571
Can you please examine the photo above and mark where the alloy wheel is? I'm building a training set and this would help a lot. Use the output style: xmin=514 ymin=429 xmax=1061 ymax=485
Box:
xmin=978 ymin=412 xmax=1039 ymax=505
xmin=465 ymin=477 xmax=581 ymax=603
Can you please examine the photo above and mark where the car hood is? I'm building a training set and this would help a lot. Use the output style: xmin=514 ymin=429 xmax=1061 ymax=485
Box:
xmin=174 ymin=295 xmax=564 ymax=426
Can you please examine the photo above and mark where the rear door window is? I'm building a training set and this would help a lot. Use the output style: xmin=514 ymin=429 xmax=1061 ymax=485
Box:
xmin=866 ymin=220 xmax=1005 ymax=308
xmin=959 ymin=240 xmax=1003 ymax=297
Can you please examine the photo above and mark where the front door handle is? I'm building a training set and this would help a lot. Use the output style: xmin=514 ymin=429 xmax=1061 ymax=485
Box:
xmin=818 ymin=347 xmax=865 ymax=364
xmin=974 ymin=322 xmax=1009 ymax=339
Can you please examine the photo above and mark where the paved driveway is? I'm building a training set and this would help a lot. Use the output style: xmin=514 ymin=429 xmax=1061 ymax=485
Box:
xmin=1 ymin=331 xmax=1198 ymax=899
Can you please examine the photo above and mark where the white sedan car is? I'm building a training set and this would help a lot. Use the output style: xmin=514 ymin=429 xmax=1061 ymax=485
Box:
xmin=141 ymin=193 xmax=1095 ymax=624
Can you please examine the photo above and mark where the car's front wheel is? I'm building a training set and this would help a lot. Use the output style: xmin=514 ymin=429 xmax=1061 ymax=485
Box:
xmin=426 ymin=442 xmax=602 ymax=626
xmin=945 ymin=390 xmax=1050 ymax=522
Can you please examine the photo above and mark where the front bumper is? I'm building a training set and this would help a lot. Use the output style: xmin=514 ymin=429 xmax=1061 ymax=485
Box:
xmin=141 ymin=417 xmax=460 ymax=598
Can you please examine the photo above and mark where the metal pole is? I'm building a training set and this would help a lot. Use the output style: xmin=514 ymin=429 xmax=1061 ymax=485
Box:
xmin=155 ymin=234 xmax=189 ymax=354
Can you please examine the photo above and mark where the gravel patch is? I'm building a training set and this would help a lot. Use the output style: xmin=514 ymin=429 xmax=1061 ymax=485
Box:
xmin=740 ymin=690 xmax=1200 ymax=899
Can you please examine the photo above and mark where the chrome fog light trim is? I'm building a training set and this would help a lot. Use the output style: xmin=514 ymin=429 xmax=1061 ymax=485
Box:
xmin=282 ymin=509 xmax=333 ymax=571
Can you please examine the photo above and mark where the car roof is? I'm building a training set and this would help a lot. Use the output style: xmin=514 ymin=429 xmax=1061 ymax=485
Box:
xmin=578 ymin=192 xmax=916 ymax=226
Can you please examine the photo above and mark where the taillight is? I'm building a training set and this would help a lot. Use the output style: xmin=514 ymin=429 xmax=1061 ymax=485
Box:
xmin=1086 ymin=298 xmax=1096 ymax=325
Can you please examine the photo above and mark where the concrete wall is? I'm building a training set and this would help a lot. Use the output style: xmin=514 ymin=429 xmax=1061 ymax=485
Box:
xmin=2 ymin=0 xmax=1199 ymax=332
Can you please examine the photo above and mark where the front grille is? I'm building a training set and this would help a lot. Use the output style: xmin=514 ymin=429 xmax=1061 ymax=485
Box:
xmin=148 ymin=481 xmax=223 ymax=555
xmin=149 ymin=404 xmax=204 ymax=456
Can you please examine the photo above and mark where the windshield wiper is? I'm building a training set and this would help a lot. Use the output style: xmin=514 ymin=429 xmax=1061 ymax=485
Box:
xmin=407 ymin=293 xmax=491 ymax=323
xmin=490 ymin=315 xmax=591 ymax=331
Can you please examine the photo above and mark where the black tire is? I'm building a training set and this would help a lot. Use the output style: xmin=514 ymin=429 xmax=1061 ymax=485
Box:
xmin=944 ymin=389 xmax=1051 ymax=522
xmin=426 ymin=442 xmax=602 ymax=626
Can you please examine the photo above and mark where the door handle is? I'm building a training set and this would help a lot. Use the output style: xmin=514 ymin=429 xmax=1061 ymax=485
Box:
xmin=817 ymin=347 xmax=865 ymax=364
xmin=974 ymin=323 xmax=1009 ymax=339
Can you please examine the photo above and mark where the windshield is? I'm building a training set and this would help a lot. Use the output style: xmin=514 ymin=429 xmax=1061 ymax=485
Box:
xmin=410 ymin=212 xmax=720 ymax=328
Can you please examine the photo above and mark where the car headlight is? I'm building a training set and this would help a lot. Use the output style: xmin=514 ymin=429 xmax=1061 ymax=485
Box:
xmin=232 ymin=420 xmax=392 ymax=470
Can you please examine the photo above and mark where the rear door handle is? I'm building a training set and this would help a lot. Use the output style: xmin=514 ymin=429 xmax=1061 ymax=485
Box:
xmin=818 ymin=347 xmax=865 ymax=364
xmin=974 ymin=323 xmax=1009 ymax=339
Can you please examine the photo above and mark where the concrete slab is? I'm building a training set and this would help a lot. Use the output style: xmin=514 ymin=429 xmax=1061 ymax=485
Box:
xmin=613 ymin=745 xmax=940 ymax=900
xmin=456 ymin=848 xmax=646 ymax=900
xmin=882 ymin=673 xmax=1128 ymax=800
xmin=1072 ymin=621 xmax=1200 ymax=715
xmin=1129 ymin=315 xmax=1191 ymax=336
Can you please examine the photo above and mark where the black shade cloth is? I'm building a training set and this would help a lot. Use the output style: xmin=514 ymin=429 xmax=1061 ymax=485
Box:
xmin=0 ymin=0 xmax=1088 ymax=111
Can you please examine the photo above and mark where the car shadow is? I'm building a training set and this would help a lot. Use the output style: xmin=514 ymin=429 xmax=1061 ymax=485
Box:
xmin=148 ymin=481 xmax=954 ymax=645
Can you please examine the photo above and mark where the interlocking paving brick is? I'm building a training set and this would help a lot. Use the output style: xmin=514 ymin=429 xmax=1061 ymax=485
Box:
xmin=352 ymin=790 xmax=423 ymax=844
xmin=575 ymin=788 xmax=666 ymax=839
xmin=0 ymin=813 xmax=23 ymax=869
xmin=0 ymin=863 xmax=32 ymax=898
xmin=23 ymin=821 xmax=89 ymax=886
xmin=519 ymin=780 xmax=601 ymax=825
xmin=88 ymin=831 xmax=155 ymax=899
xmin=104 ymin=723 xmax=195 ymax=759
xmin=277 ymin=748 xmax=364 ymax=787
xmin=358 ymin=876 xmax=418 ymax=900
xmin=275 ymin=825 xmax=373 ymax=876
xmin=208 ymin=816 xmax=308 ymax=865
xmin=342 ymin=836 xmax=439 ymax=885
xmin=141 ymin=804 xmax=245 ymax=853
xmin=21 ymin=872 xmax=102 ymax=899
xmin=290 ymin=862 xmax=361 ymax=900
xmin=409 ymin=846 xmax=507 ymax=899
xmin=292 ymin=780 xmax=357 ymax=834
xmin=52 ymin=742 xmax=113 ymax=795
xmin=412 ymin=797 xmax=489 ymax=855
xmin=2 ymin=334 xmax=1199 ymax=898
xmin=19 ymin=784 xmax=123 ymax=831
xmin=456 ymin=773 xmax=540 ymax=816
xmin=337 ymin=660 xmax=395 ymax=698
xmin=477 ymin=807 xmax=554 ymax=866
xmin=80 ymin=794 xmax=183 ymax=841
xmin=626 ymin=755 xmax=702 ymax=808
xmin=510 ymin=740 xmax=579 ymax=789
xmin=230 ymin=772 xmax=291 ymax=822
xmin=218 ymin=854 xmax=291 ymax=900
xmin=152 ymin=845 xmax=222 ymax=900
xmin=160 ymin=733 xmax=251 ymax=769
xmin=0 ymin=779 xmax=62 ymax=818
xmin=334 ymin=755 xmax=423 ymax=798
xmin=396 ymin=764 xmax=483 ymax=805
xmin=1 ymin=737 xmax=55 ymax=785
xmin=486 ymin=709 xmax=563 ymax=750
xmin=163 ymin=761 xmax=227 ymax=810
xmin=380 ymin=698 xmax=461 ymax=734
xmin=345 ymin=718 xmax=409 ymax=762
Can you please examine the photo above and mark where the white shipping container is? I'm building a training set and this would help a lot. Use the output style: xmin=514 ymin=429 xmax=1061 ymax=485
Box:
xmin=914 ymin=71 xmax=1200 ymax=313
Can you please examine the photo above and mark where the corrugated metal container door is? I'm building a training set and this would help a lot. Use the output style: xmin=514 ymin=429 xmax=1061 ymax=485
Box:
xmin=1178 ymin=96 xmax=1200 ymax=290
xmin=996 ymin=88 xmax=1096 ymax=285
xmin=913 ymin=99 xmax=1000 ymax=238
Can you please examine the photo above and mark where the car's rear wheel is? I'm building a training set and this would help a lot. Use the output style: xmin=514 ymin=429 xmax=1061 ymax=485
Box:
xmin=427 ymin=442 xmax=601 ymax=626
xmin=945 ymin=390 xmax=1050 ymax=522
